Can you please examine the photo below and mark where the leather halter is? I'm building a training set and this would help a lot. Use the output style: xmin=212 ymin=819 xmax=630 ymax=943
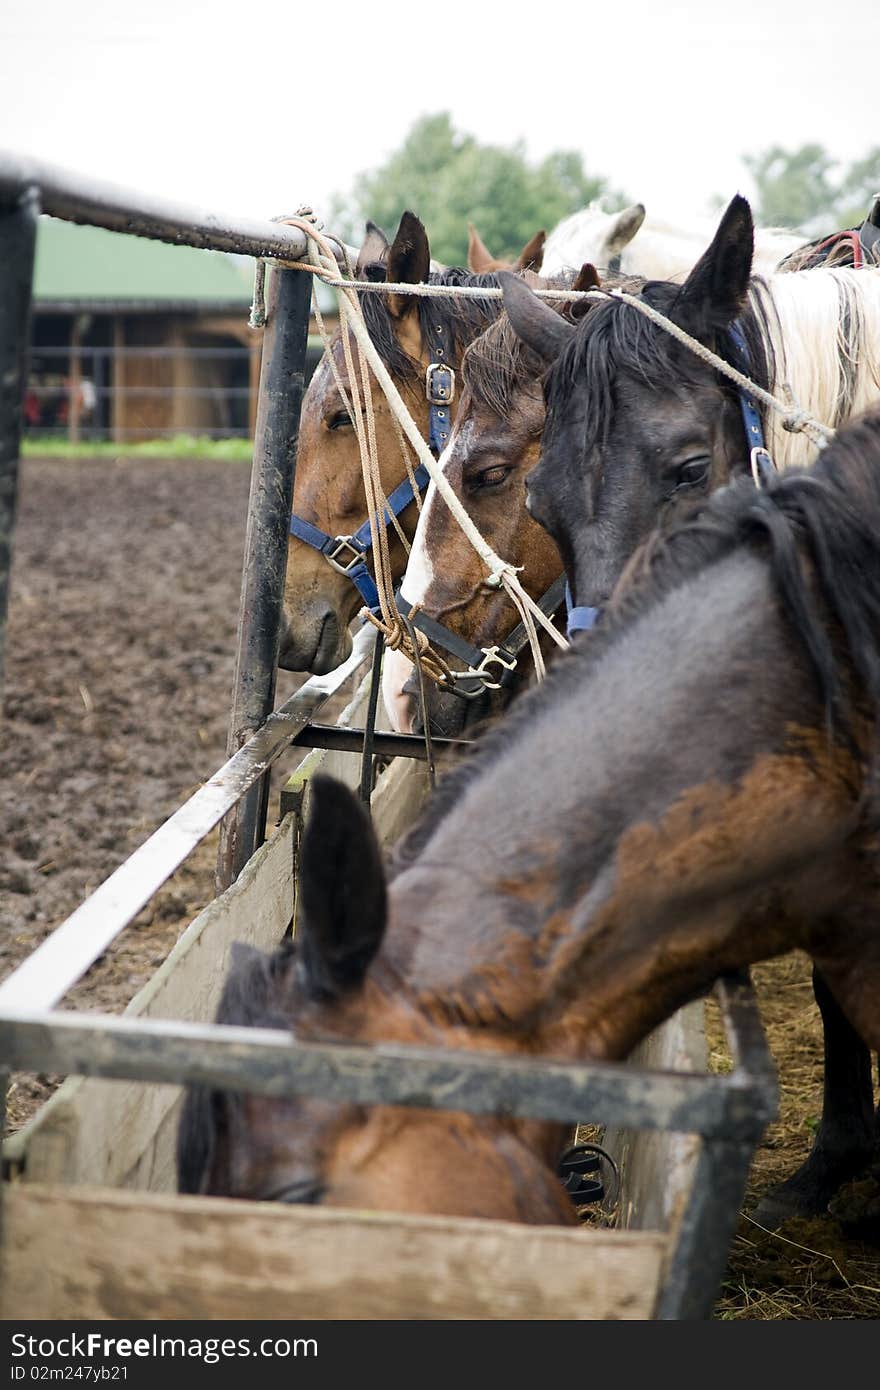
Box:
xmin=726 ymin=321 xmax=776 ymax=488
xmin=288 ymin=316 xmax=455 ymax=615
xmin=397 ymin=575 xmax=568 ymax=700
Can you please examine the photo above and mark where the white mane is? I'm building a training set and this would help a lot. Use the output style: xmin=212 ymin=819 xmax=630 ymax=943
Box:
xmin=541 ymin=201 xmax=807 ymax=280
xmin=755 ymin=266 xmax=880 ymax=469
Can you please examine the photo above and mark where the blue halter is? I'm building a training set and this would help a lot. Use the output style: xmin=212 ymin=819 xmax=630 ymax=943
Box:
xmin=726 ymin=321 xmax=776 ymax=487
xmin=564 ymin=317 xmax=775 ymax=641
xmin=288 ymin=315 xmax=455 ymax=615
xmin=565 ymin=582 xmax=600 ymax=638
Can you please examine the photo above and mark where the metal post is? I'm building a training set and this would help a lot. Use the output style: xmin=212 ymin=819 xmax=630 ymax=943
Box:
xmin=0 ymin=184 xmax=37 ymax=687
xmin=216 ymin=265 xmax=312 ymax=889
xmin=654 ymin=1137 xmax=756 ymax=1319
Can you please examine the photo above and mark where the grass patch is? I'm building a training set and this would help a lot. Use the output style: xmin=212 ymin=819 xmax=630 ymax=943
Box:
xmin=22 ymin=434 xmax=254 ymax=461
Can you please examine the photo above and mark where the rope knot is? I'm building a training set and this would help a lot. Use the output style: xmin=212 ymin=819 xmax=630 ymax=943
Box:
xmin=782 ymin=407 xmax=811 ymax=434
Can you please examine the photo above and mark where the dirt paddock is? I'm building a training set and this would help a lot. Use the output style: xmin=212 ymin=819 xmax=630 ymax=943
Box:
xmin=2 ymin=455 xmax=878 ymax=1319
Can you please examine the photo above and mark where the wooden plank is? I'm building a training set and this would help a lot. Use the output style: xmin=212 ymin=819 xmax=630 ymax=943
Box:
xmin=602 ymin=1002 xmax=706 ymax=1234
xmin=7 ymin=815 xmax=296 ymax=1191
xmin=0 ymin=1184 xmax=666 ymax=1321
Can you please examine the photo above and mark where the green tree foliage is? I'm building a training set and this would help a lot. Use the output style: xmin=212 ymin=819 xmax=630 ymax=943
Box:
xmin=744 ymin=143 xmax=879 ymax=233
xmin=331 ymin=113 xmax=619 ymax=267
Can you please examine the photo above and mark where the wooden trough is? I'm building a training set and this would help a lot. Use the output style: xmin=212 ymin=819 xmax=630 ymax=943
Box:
xmin=1 ymin=665 xmax=776 ymax=1321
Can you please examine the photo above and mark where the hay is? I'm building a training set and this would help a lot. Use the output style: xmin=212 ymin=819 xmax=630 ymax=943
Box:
xmin=706 ymin=953 xmax=880 ymax=1319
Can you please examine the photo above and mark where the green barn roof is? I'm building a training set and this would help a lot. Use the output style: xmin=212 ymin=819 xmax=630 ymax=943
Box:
xmin=33 ymin=216 xmax=254 ymax=310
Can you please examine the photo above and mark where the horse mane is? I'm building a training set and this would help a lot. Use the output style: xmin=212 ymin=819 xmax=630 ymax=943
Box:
xmin=176 ymin=941 xmax=297 ymax=1193
xmin=545 ymin=267 xmax=880 ymax=471
xmin=544 ymin=276 xmax=773 ymax=459
xmin=393 ymin=412 xmax=880 ymax=869
xmin=461 ymin=272 xmax=643 ymax=419
xmin=360 ymin=266 xmax=503 ymax=384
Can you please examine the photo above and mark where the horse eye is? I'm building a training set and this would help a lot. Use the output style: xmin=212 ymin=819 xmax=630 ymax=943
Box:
xmin=468 ymin=465 xmax=511 ymax=491
xmin=675 ymin=457 xmax=711 ymax=490
xmin=327 ymin=411 xmax=352 ymax=431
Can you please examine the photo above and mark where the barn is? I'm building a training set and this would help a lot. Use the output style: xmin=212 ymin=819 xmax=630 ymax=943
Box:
xmin=26 ymin=217 xmax=334 ymax=442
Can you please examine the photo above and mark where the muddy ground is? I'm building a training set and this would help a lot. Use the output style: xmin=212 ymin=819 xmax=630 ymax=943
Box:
xmin=1 ymin=455 xmax=877 ymax=1318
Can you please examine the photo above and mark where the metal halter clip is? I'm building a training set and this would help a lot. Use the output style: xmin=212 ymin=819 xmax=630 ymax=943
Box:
xmin=425 ymin=362 xmax=455 ymax=405
xmin=750 ymin=446 xmax=777 ymax=489
xmin=446 ymin=647 xmax=517 ymax=696
xmin=326 ymin=535 xmax=364 ymax=574
xmin=462 ymin=646 xmax=518 ymax=691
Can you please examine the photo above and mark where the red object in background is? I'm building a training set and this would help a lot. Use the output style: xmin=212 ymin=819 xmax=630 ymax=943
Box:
xmin=23 ymin=389 xmax=41 ymax=426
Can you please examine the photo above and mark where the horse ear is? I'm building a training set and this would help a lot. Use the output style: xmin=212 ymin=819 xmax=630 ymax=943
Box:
xmin=298 ymin=775 xmax=387 ymax=999
xmin=386 ymin=210 xmax=431 ymax=319
xmin=356 ymin=220 xmax=390 ymax=277
xmin=570 ymin=263 xmax=601 ymax=320
xmin=514 ymin=229 xmax=546 ymax=274
xmin=468 ymin=222 xmax=496 ymax=273
xmin=602 ymin=203 xmax=646 ymax=260
xmin=673 ymin=195 xmax=754 ymax=336
xmin=499 ymin=269 xmax=574 ymax=364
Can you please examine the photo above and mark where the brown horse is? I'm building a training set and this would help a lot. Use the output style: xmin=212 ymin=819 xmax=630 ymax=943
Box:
xmin=180 ymin=412 xmax=880 ymax=1226
xmin=280 ymin=215 xmax=545 ymax=674
xmin=466 ymin=222 xmax=546 ymax=274
xmin=383 ymin=265 xmax=635 ymax=737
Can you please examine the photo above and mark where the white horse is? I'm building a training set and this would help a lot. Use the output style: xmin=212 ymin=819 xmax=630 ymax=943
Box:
xmin=540 ymin=200 xmax=808 ymax=279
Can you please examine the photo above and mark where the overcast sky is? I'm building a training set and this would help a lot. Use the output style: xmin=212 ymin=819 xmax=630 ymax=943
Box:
xmin=1 ymin=0 xmax=877 ymax=239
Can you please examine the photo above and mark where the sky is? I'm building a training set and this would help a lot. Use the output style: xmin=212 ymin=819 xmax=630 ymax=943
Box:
xmin=1 ymin=0 xmax=878 ymax=239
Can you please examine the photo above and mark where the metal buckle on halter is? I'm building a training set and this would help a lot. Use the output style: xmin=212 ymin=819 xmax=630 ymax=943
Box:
xmin=326 ymin=535 xmax=364 ymax=574
xmin=448 ymin=645 xmax=518 ymax=694
xmin=750 ymin=446 xmax=777 ymax=489
xmin=425 ymin=362 xmax=455 ymax=405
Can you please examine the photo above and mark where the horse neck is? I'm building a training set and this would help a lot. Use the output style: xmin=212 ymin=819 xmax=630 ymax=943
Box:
xmin=752 ymin=268 xmax=880 ymax=468
xmin=381 ymin=550 xmax=865 ymax=1061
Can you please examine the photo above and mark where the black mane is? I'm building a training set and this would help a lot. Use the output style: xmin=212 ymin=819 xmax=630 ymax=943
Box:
xmin=176 ymin=941 xmax=296 ymax=1194
xmin=461 ymin=272 xmax=644 ymax=419
xmin=544 ymin=277 xmax=777 ymax=457
xmin=360 ymin=267 xmax=503 ymax=383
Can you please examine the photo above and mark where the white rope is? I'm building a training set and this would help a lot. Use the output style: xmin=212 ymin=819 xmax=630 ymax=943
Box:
xmin=606 ymin=287 xmax=835 ymax=449
xmin=282 ymin=258 xmax=836 ymax=448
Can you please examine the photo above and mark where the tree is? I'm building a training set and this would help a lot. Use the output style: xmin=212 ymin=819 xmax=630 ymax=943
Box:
xmin=331 ymin=113 xmax=621 ymax=267
xmin=743 ymin=143 xmax=879 ymax=233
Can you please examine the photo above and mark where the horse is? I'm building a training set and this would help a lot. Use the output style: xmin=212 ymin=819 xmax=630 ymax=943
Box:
xmin=382 ymin=264 xmax=629 ymax=738
xmin=540 ymin=200 xmax=808 ymax=279
xmin=500 ymin=194 xmax=880 ymax=619
xmin=280 ymin=212 xmax=508 ymax=673
xmin=179 ymin=412 xmax=880 ymax=1231
xmin=466 ymin=222 xmax=546 ymax=274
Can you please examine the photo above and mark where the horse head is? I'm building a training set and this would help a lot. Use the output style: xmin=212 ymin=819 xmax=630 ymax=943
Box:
xmin=502 ymin=195 xmax=758 ymax=614
xmin=280 ymin=213 xmax=505 ymax=674
xmin=178 ymin=775 xmax=576 ymax=1223
xmin=382 ymin=265 xmax=600 ymax=739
